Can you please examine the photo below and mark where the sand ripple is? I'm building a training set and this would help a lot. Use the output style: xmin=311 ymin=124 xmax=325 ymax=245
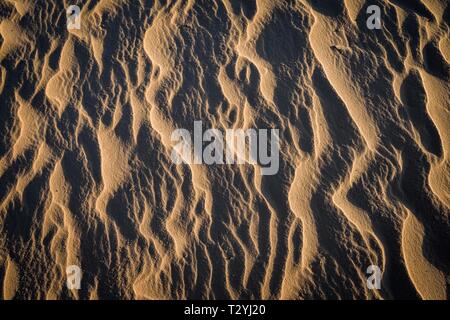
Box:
xmin=0 ymin=0 xmax=449 ymax=299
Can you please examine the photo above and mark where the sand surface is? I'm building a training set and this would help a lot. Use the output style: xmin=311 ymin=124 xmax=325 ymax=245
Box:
xmin=0 ymin=0 xmax=449 ymax=299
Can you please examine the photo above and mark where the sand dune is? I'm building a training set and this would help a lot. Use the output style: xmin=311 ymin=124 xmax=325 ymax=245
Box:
xmin=0 ymin=0 xmax=449 ymax=299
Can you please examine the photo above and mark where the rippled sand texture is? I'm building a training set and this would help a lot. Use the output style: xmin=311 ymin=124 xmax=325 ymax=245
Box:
xmin=0 ymin=0 xmax=449 ymax=299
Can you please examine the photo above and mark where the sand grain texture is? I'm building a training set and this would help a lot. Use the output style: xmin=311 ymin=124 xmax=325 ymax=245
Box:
xmin=0 ymin=0 xmax=449 ymax=299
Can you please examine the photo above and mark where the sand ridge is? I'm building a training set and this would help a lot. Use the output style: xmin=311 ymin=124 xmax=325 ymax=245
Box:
xmin=0 ymin=0 xmax=449 ymax=299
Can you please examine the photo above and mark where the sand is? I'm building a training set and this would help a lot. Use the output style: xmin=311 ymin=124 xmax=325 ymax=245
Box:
xmin=0 ymin=0 xmax=449 ymax=299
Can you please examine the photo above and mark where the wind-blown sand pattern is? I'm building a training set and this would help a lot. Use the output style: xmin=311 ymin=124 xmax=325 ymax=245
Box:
xmin=0 ymin=0 xmax=449 ymax=300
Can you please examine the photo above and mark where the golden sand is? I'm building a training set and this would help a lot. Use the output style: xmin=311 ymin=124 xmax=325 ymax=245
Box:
xmin=0 ymin=0 xmax=448 ymax=299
